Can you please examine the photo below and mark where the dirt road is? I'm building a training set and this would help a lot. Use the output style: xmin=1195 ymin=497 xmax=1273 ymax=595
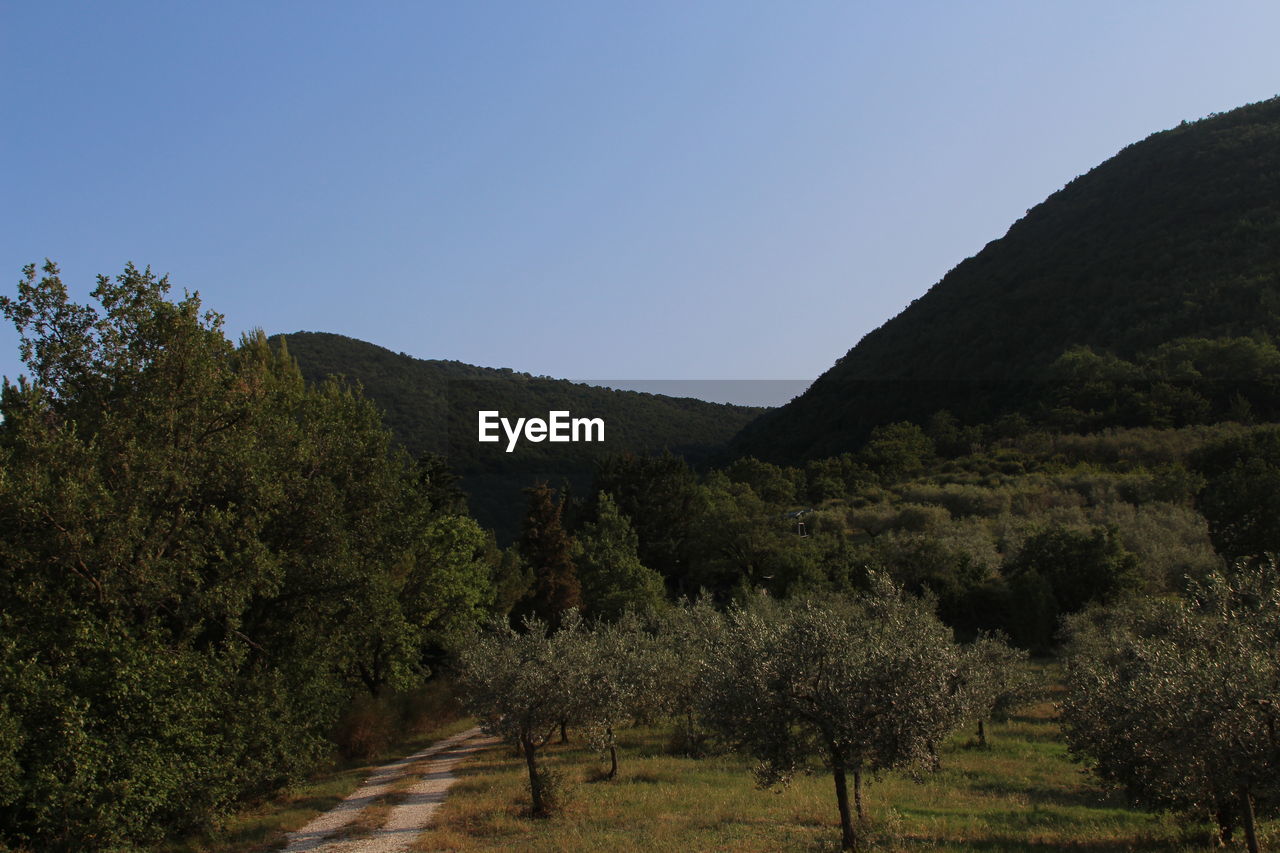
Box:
xmin=282 ymin=726 xmax=497 ymax=853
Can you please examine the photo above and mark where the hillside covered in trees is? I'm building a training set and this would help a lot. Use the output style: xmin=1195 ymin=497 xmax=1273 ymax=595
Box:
xmin=272 ymin=331 xmax=761 ymax=536
xmin=734 ymin=96 xmax=1280 ymax=461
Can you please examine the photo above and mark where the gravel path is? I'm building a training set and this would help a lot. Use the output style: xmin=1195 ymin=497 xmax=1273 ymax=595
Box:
xmin=282 ymin=725 xmax=497 ymax=853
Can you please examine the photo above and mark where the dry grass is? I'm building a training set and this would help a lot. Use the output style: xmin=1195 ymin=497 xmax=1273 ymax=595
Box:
xmin=410 ymin=697 xmax=1277 ymax=852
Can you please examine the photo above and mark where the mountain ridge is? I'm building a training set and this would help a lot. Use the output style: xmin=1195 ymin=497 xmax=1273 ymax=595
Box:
xmin=733 ymin=96 xmax=1280 ymax=461
xmin=270 ymin=331 xmax=763 ymax=537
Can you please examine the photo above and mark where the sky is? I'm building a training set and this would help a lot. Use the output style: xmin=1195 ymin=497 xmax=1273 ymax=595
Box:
xmin=4 ymin=1 xmax=1280 ymax=404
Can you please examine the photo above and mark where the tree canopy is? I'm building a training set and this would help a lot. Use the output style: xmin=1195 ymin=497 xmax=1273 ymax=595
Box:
xmin=0 ymin=262 xmax=493 ymax=849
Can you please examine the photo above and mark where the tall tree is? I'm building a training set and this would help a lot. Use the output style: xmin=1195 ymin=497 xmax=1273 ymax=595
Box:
xmin=514 ymin=482 xmax=581 ymax=628
xmin=572 ymin=492 xmax=665 ymax=620
xmin=593 ymin=452 xmax=700 ymax=595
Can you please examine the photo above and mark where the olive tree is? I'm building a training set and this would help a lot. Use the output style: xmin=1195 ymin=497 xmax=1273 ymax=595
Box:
xmin=566 ymin=613 xmax=661 ymax=779
xmin=651 ymin=596 xmax=724 ymax=756
xmin=960 ymin=631 xmax=1041 ymax=748
xmin=455 ymin=614 xmax=582 ymax=816
xmin=1061 ymin=562 xmax=1280 ymax=851
xmin=701 ymin=578 xmax=966 ymax=851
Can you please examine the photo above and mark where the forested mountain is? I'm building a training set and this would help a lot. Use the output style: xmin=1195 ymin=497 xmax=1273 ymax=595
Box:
xmin=734 ymin=96 xmax=1280 ymax=461
xmin=272 ymin=332 xmax=761 ymax=536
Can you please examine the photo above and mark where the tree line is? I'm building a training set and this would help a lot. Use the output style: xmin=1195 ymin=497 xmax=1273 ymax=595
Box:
xmin=0 ymin=264 xmax=500 ymax=849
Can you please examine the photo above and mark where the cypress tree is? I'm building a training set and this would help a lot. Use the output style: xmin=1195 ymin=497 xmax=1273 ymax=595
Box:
xmin=514 ymin=482 xmax=581 ymax=628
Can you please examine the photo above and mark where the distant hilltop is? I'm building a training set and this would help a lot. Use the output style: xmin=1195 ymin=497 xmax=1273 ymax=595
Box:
xmin=270 ymin=331 xmax=762 ymax=537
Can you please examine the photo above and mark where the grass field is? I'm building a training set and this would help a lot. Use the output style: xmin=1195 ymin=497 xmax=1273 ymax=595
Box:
xmin=410 ymin=694 xmax=1277 ymax=852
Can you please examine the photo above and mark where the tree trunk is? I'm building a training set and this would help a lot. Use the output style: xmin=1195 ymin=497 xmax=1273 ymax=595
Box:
xmin=829 ymin=755 xmax=858 ymax=851
xmin=977 ymin=718 xmax=987 ymax=748
xmin=683 ymin=708 xmax=699 ymax=756
xmin=607 ymin=726 xmax=618 ymax=779
xmin=1214 ymin=800 xmax=1233 ymax=846
xmin=1240 ymin=786 xmax=1259 ymax=853
xmin=853 ymin=769 xmax=865 ymax=823
xmin=559 ymin=719 xmax=568 ymax=743
xmin=521 ymin=733 xmax=546 ymax=817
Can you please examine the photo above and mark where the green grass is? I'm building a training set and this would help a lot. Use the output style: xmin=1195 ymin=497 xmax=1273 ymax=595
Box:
xmin=411 ymin=698 xmax=1276 ymax=852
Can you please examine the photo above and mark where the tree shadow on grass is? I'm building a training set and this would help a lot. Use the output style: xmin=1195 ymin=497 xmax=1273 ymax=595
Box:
xmin=886 ymin=838 xmax=1186 ymax=851
xmin=891 ymin=803 xmax=1182 ymax=852
xmin=965 ymin=778 xmax=1127 ymax=811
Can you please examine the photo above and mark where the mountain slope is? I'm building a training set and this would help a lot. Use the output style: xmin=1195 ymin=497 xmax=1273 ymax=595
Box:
xmin=734 ymin=96 xmax=1280 ymax=461
xmin=271 ymin=332 xmax=762 ymax=535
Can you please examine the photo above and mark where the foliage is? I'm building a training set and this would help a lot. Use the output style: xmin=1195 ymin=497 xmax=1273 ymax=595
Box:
xmin=1193 ymin=426 xmax=1280 ymax=560
xmin=723 ymin=456 xmax=800 ymax=504
xmin=592 ymin=452 xmax=701 ymax=596
xmin=859 ymin=422 xmax=935 ymax=482
xmin=1061 ymin=561 xmax=1280 ymax=848
xmin=571 ymin=492 xmax=666 ymax=620
xmin=701 ymin=580 xmax=966 ymax=850
xmin=1003 ymin=524 xmax=1140 ymax=648
xmin=0 ymin=263 xmax=492 ymax=849
xmin=513 ymin=483 xmax=581 ymax=628
xmin=566 ymin=613 xmax=662 ymax=779
xmin=650 ymin=596 xmax=724 ymax=756
xmin=456 ymin=614 xmax=584 ymax=816
xmin=959 ymin=632 xmax=1041 ymax=747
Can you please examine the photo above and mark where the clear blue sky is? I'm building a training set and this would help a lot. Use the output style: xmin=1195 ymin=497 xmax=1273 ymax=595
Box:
xmin=4 ymin=1 xmax=1280 ymax=398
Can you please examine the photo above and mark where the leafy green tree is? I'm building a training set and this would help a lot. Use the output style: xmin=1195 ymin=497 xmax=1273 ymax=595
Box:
xmin=859 ymin=422 xmax=935 ymax=483
xmin=1062 ymin=562 xmax=1280 ymax=851
xmin=397 ymin=513 xmax=493 ymax=668
xmin=724 ymin=456 xmax=799 ymax=504
xmin=0 ymin=263 xmax=491 ymax=848
xmin=1193 ymin=427 xmax=1280 ymax=560
xmin=651 ymin=596 xmax=724 ymax=756
xmin=571 ymin=492 xmax=666 ymax=620
xmin=513 ymin=482 xmax=581 ymax=628
xmin=804 ymin=453 xmax=872 ymax=502
xmin=1006 ymin=525 xmax=1140 ymax=618
xmin=866 ymin=532 xmax=992 ymax=637
xmin=486 ymin=539 xmax=532 ymax=617
xmin=569 ymin=614 xmax=659 ymax=779
xmin=702 ymin=580 xmax=965 ymax=851
xmin=926 ymin=410 xmax=983 ymax=458
xmin=684 ymin=473 xmax=828 ymax=600
xmin=1003 ymin=569 xmax=1059 ymax=652
xmin=456 ymin=614 xmax=583 ymax=816
xmin=593 ymin=452 xmax=700 ymax=595
xmin=959 ymin=632 xmax=1040 ymax=748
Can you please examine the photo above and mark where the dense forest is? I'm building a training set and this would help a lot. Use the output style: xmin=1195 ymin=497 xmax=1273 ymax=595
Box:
xmin=0 ymin=265 xmax=503 ymax=849
xmin=272 ymin=331 xmax=761 ymax=538
xmin=3 ymin=97 xmax=1280 ymax=851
